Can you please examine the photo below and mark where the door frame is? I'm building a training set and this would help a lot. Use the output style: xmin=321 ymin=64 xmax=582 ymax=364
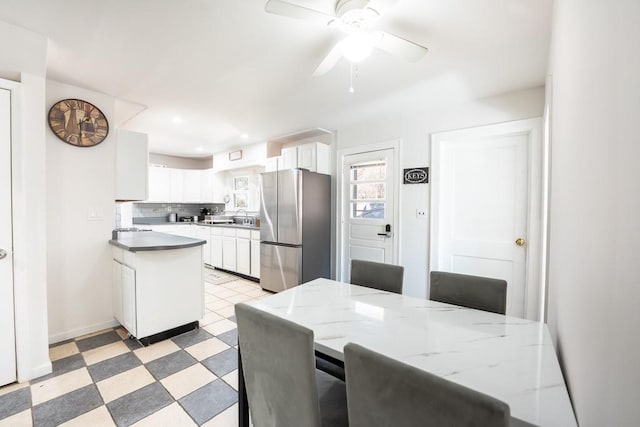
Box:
xmin=336 ymin=140 xmax=401 ymax=282
xmin=0 ymin=78 xmax=17 ymax=385
xmin=430 ymin=118 xmax=544 ymax=320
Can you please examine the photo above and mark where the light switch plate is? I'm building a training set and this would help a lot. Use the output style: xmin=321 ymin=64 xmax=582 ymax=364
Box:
xmin=88 ymin=207 xmax=104 ymax=221
xmin=416 ymin=209 xmax=426 ymax=219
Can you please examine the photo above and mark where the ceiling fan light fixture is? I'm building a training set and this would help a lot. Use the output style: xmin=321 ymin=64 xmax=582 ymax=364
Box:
xmin=339 ymin=31 xmax=374 ymax=62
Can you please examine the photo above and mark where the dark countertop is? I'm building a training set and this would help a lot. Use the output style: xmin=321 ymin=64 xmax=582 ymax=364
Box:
xmin=136 ymin=220 xmax=259 ymax=231
xmin=109 ymin=231 xmax=206 ymax=252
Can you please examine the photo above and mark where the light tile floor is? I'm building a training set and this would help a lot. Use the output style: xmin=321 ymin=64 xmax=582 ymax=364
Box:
xmin=0 ymin=272 xmax=272 ymax=427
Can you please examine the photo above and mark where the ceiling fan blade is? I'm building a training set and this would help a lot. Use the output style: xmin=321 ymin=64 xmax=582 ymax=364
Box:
xmin=265 ymin=0 xmax=335 ymax=26
xmin=374 ymin=31 xmax=428 ymax=62
xmin=313 ymin=44 xmax=343 ymax=77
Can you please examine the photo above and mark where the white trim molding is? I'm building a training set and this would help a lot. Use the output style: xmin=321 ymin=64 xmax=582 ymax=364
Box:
xmin=336 ymin=139 xmax=402 ymax=282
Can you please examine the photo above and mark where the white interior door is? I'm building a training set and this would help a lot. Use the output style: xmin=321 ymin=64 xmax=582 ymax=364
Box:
xmin=341 ymin=148 xmax=396 ymax=281
xmin=431 ymin=119 xmax=542 ymax=319
xmin=0 ymin=87 xmax=16 ymax=386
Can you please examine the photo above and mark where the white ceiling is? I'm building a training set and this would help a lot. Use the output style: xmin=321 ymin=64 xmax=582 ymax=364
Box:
xmin=0 ymin=0 xmax=552 ymax=157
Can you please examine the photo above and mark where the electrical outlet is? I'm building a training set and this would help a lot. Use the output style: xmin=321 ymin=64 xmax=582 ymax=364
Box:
xmin=416 ymin=209 xmax=426 ymax=219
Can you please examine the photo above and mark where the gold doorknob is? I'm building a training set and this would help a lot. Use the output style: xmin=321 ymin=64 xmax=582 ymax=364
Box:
xmin=515 ymin=238 xmax=526 ymax=247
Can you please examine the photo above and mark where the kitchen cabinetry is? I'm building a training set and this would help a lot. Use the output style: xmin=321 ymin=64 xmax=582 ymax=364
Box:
xmin=265 ymin=157 xmax=279 ymax=172
xmin=222 ymin=235 xmax=237 ymax=271
xmin=115 ymin=130 xmax=149 ymax=202
xmin=210 ymin=229 xmax=223 ymax=268
xmin=110 ymin=243 xmax=203 ymax=340
xmin=147 ymin=167 xmax=171 ymax=202
xmin=120 ymin=263 xmax=137 ymax=335
xmin=251 ymin=230 xmax=260 ymax=278
xmin=269 ymin=142 xmax=331 ymax=174
xmin=170 ymin=169 xmax=185 ymax=202
xmin=183 ymin=170 xmax=202 ymax=202
xmin=149 ymin=224 xmax=260 ymax=278
xmin=147 ymin=167 xmax=222 ymax=203
xmin=281 ymin=146 xmax=298 ymax=170
xmin=196 ymin=226 xmax=210 ymax=265
xmin=236 ymin=229 xmax=251 ymax=276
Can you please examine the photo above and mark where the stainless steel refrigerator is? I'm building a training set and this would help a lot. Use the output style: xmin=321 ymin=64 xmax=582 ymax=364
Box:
xmin=260 ymin=168 xmax=331 ymax=292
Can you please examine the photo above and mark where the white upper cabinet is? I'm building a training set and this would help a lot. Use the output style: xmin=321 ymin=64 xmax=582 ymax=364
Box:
xmin=170 ymin=169 xmax=185 ymax=202
xmin=147 ymin=167 xmax=225 ymax=203
xmin=115 ymin=130 xmax=149 ymax=201
xmin=272 ymin=142 xmax=331 ymax=174
xmin=183 ymin=170 xmax=201 ymax=202
xmin=147 ymin=167 xmax=171 ymax=202
xmin=200 ymin=169 xmax=214 ymax=202
xmin=265 ymin=156 xmax=279 ymax=172
xmin=280 ymin=146 xmax=298 ymax=170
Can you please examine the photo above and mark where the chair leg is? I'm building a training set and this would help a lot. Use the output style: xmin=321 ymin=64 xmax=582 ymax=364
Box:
xmin=238 ymin=346 xmax=250 ymax=427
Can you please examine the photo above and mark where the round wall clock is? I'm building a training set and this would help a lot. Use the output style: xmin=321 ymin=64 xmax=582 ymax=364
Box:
xmin=48 ymin=99 xmax=109 ymax=147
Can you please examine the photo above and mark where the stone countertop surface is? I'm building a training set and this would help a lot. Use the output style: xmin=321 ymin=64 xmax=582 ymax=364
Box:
xmin=247 ymin=279 xmax=578 ymax=427
xmin=109 ymin=231 xmax=206 ymax=252
xmin=137 ymin=221 xmax=259 ymax=231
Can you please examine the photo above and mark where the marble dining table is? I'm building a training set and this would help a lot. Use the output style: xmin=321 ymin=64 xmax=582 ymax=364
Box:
xmin=238 ymin=278 xmax=577 ymax=427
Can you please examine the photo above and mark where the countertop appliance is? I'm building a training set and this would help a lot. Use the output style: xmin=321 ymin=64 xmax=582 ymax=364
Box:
xmin=168 ymin=213 xmax=178 ymax=222
xmin=260 ymin=169 xmax=331 ymax=292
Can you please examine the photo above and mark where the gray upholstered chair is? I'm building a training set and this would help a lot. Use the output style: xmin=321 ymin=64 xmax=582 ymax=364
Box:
xmin=344 ymin=342 xmax=510 ymax=427
xmin=315 ymin=259 xmax=405 ymax=380
xmin=350 ymin=259 xmax=404 ymax=294
xmin=429 ymin=271 xmax=507 ymax=315
xmin=235 ymin=303 xmax=348 ymax=427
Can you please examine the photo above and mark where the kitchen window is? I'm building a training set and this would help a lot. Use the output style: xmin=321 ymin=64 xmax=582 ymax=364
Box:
xmin=233 ymin=176 xmax=249 ymax=209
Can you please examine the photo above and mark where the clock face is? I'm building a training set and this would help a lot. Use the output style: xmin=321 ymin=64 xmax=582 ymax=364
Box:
xmin=48 ymin=99 xmax=109 ymax=147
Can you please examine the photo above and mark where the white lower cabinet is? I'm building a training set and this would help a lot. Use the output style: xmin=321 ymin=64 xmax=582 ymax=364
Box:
xmin=112 ymin=260 xmax=123 ymax=326
xmin=111 ymin=245 xmax=204 ymax=339
xmin=236 ymin=238 xmax=251 ymax=276
xmin=222 ymin=236 xmax=237 ymax=271
xmin=121 ymin=264 xmax=137 ymax=336
xmin=251 ymin=239 xmax=260 ymax=278
xmin=210 ymin=228 xmax=223 ymax=268
xmin=196 ymin=226 xmax=211 ymax=265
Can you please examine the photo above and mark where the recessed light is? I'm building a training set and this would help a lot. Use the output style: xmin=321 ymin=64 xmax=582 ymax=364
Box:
xmin=194 ymin=147 xmax=204 ymax=152
xmin=241 ymin=133 xmax=249 ymax=139
xmin=172 ymin=116 xmax=183 ymax=124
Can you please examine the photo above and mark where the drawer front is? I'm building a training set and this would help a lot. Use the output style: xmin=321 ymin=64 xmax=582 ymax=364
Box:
xmin=236 ymin=229 xmax=251 ymax=239
xmin=112 ymin=246 xmax=124 ymax=263
xmin=210 ymin=227 xmax=224 ymax=236
xmin=223 ymin=228 xmax=237 ymax=237
xmin=250 ymin=230 xmax=260 ymax=240
xmin=123 ymin=250 xmax=136 ymax=268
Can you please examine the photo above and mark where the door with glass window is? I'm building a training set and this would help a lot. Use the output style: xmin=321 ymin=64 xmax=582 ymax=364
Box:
xmin=342 ymin=148 xmax=395 ymax=281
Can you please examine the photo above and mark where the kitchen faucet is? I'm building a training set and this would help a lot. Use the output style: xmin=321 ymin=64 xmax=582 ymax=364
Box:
xmin=236 ymin=209 xmax=250 ymax=225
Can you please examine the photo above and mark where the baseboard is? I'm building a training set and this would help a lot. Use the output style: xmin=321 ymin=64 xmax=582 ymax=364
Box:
xmin=48 ymin=319 xmax=120 ymax=345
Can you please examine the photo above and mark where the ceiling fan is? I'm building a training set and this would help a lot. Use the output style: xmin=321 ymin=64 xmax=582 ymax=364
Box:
xmin=265 ymin=0 xmax=429 ymax=76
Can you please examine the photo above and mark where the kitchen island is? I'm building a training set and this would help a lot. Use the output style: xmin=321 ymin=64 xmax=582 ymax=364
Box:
xmin=109 ymin=231 xmax=205 ymax=345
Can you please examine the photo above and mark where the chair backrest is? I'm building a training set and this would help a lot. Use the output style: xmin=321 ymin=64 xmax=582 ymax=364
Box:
xmin=236 ymin=303 xmax=321 ymax=427
xmin=429 ymin=271 xmax=507 ymax=315
xmin=350 ymin=259 xmax=404 ymax=294
xmin=344 ymin=343 xmax=510 ymax=427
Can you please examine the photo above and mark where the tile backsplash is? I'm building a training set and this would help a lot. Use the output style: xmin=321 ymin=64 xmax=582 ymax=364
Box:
xmin=132 ymin=203 xmax=226 ymax=219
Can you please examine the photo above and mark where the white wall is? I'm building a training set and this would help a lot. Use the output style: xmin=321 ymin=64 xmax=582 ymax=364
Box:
xmin=336 ymin=87 xmax=545 ymax=297
xmin=1 ymin=20 xmax=51 ymax=382
xmin=546 ymin=1 xmax=640 ymax=426
xmin=46 ymin=80 xmax=118 ymax=343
